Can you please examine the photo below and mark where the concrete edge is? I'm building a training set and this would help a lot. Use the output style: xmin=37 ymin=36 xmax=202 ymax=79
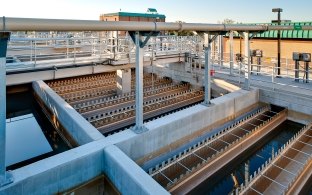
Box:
xmin=103 ymin=145 xmax=169 ymax=195
xmin=0 ymin=139 xmax=107 ymax=194
xmin=115 ymin=88 xmax=259 ymax=161
xmin=32 ymin=80 xmax=104 ymax=145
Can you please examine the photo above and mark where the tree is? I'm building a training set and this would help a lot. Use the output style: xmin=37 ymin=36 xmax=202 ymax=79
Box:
xmin=218 ymin=18 xmax=236 ymax=24
xmin=167 ymin=21 xmax=195 ymax=36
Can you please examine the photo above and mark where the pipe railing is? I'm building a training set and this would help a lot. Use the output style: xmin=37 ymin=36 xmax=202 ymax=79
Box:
xmin=2 ymin=17 xmax=312 ymax=32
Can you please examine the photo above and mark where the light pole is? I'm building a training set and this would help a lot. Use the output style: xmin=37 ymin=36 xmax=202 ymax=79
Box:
xmin=272 ymin=8 xmax=283 ymax=77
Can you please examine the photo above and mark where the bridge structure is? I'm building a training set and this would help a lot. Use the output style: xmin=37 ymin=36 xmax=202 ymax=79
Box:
xmin=0 ymin=17 xmax=312 ymax=194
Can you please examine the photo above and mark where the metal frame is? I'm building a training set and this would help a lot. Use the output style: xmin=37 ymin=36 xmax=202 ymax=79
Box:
xmin=202 ymin=32 xmax=225 ymax=106
xmin=237 ymin=31 xmax=264 ymax=90
xmin=129 ymin=31 xmax=159 ymax=134
xmin=0 ymin=32 xmax=13 ymax=187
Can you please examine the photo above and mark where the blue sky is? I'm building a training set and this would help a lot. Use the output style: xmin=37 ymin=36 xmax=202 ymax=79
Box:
xmin=1 ymin=0 xmax=311 ymax=23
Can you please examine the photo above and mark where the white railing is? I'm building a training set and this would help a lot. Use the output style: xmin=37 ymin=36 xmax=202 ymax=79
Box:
xmin=6 ymin=32 xmax=203 ymax=71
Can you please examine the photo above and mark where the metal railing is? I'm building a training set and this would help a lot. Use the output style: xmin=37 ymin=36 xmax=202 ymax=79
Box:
xmin=187 ymin=51 xmax=312 ymax=93
xmin=5 ymin=33 xmax=203 ymax=71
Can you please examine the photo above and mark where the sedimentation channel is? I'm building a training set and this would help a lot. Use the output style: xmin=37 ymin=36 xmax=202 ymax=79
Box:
xmin=191 ymin=120 xmax=303 ymax=195
xmin=6 ymin=85 xmax=73 ymax=170
xmin=143 ymin=104 xmax=309 ymax=194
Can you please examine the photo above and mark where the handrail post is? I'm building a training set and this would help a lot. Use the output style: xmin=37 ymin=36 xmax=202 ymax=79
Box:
xmin=244 ymin=32 xmax=251 ymax=90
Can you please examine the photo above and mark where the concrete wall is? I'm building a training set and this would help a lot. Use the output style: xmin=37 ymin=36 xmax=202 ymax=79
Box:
xmin=260 ymin=88 xmax=312 ymax=119
xmin=116 ymin=88 xmax=259 ymax=161
xmin=0 ymin=140 xmax=105 ymax=194
xmin=32 ymin=80 xmax=104 ymax=145
xmin=146 ymin=64 xmax=240 ymax=94
xmin=103 ymin=145 xmax=169 ymax=195
xmin=7 ymin=64 xmax=132 ymax=86
xmin=0 ymin=140 xmax=168 ymax=195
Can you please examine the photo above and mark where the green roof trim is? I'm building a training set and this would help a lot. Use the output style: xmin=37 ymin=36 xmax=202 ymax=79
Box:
xmin=231 ymin=21 xmax=312 ymax=39
xmin=103 ymin=12 xmax=166 ymax=19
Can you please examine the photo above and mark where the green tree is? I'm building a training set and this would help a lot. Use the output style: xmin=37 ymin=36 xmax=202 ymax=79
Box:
xmin=168 ymin=21 xmax=195 ymax=36
xmin=218 ymin=18 xmax=236 ymax=24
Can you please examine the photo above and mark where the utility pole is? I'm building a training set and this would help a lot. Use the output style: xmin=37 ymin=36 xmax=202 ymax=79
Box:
xmin=272 ymin=8 xmax=283 ymax=76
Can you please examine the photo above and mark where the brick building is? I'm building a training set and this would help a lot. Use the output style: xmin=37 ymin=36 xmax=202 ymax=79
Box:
xmin=100 ymin=8 xmax=166 ymax=36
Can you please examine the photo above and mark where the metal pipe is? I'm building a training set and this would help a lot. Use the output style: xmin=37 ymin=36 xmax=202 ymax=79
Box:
xmin=1 ymin=17 xmax=311 ymax=33
xmin=2 ymin=17 xmax=312 ymax=32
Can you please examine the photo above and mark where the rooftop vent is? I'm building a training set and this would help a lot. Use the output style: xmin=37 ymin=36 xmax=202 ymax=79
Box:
xmin=147 ymin=8 xmax=158 ymax=14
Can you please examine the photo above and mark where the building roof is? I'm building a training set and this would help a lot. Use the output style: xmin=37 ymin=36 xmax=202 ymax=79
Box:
xmin=256 ymin=22 xmax=312 ymax=39
xmin=231 ymin=22 xmax=312 ymax=39
xmin=102 ymin=12 xmax=166 ymax=19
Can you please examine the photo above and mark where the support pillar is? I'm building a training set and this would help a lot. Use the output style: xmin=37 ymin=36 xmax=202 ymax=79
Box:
xmin=305 ymin=62 xmax=309 ymax=83
xmin=116 ymin=69 xmax=131 ymax=95
xmin=229 ymin=31 xmax=234 ymax=75
xmin=295 ymin=61 xmax=299 ymax=82
xmin=244 ymin=32 xmax=251 ymax=90
xmin=134 ymin=32 xmax=146 ymax=133
xmin=201 ymin=32 xmax=220 ymax=107
xmin=0 ymin=32 xmax=13 ymax=187
xmin=219 ymin=35 xmax=224 ymax=67
xmin=203 ymin=44 xmax=212 ymax=106
xmin=129 ymin=31 xmax=159 ymax=133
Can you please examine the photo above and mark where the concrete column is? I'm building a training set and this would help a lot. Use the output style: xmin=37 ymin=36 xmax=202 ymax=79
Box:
xmin=116 ymin=69 xmax=131 ymax=95
xmin=0 ymin=32 xmax=13 ymax=187
xmin=203 ymin=44 xmax=211 ymax=106
xmin=133 ymin=32 xmax=147 ymax=133
xmin=229 ymin=31 xmax=234 ymax=75
xmin=244 ymin=32 xmax=251 ymax=90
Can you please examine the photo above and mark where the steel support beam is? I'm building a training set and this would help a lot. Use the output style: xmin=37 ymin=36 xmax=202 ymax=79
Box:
xmin=229 ymin=31 xmax=234 ymax=75
xmin=133 ymin=32 xmax=147 ymax=133
xmin=0 ymin=32 xmax=13 ymax=187
xmin=202 ymin=33 xmax=221 ymax=106
xmin=203 ymin=44 xmax=212 ymax=106
xmin=219 ymin=35 xmax=224 ymax=67
xmin=244 ymin=32 xmax=251 ymax=90
xmin=129 ymin=31 xmax=159 ymax=133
